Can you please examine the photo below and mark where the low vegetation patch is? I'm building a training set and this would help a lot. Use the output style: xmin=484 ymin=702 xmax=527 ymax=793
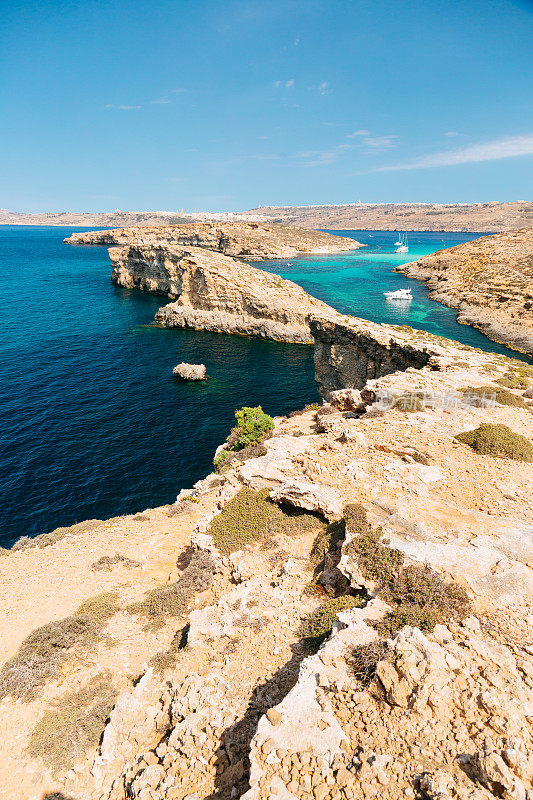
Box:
xmin=309 ymin=519 xmax=345 ymax=567
xmin=393 ymin=392 xmax=426 ymax=412
xmin=213 ymin=443 xmax=268 ymax=474
xmin=345 ymin=527 xmax=405 ymax=584
xmin=11 ymin=519 xmax=102 ymax=552
xmin=496 ymin=371 xmax=530 ymax=390
xmin=289 ymin=402 xmax=321 ymax=417
xmin=91 ymin=553 xmax=141 ymax=571
xmin=209 ymin=487 xmax=324 ymax=555
xmin=456 ymin=423 xmax=533 ymax=462
xmin=127 ymin=550 xmax=216 ymax=626
xmin=300 ymin=595 xmax=365 ymax=643
xmin=0 ymin=592 xmax=119 ymax=701
xmin=350 ymin=640 xmax=390 ymax=685
xmin=377 ymin=564 xmax=471 ymax=637
xmin=460 ymin=385 xmax=526 ymax=408
xmin=27 ymin=672 xmax=115 ymax=773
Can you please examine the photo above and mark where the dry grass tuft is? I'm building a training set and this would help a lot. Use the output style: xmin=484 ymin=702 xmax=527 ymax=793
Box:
xmin=350 ymin=640 xmax=390 ymax=685
xmin=127 ymin=550 xmax=216 ymax=626
xmin=0 ymin=593 xmax=120 ymax=701
xmin=27 ymin=672 xmax=115 ymax=773
xmin=91 ymin=553 xmax=141 ymax=571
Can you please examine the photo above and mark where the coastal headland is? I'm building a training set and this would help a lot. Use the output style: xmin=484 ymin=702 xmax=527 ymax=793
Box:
xmin=0 ymin=221 xmax=532 ymax=800
xmin=396 ymin=227 xmax=533 ymax=356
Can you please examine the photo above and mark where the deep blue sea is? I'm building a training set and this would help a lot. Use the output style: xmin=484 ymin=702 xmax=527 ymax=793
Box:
xmin=0 ymin=226 xmax=528 ymax=547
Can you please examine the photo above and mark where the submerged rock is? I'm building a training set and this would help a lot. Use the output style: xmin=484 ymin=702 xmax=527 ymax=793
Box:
xmin=172 ymin=363 xmax=207 ymax=381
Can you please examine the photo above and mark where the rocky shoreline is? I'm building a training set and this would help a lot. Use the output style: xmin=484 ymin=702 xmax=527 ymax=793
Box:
xmin=396 ymin=228 xmax=533 ymax=357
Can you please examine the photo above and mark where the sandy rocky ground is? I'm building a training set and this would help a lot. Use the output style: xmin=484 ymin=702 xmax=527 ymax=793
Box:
xmin=0 ymin=347 xmax=532 ymax=800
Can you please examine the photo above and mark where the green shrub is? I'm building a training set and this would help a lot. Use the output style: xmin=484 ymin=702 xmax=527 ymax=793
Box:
xmin=213 ymin=450 xmax=231 ymax=471
xmin=345 ymin=528 xmax=405 ymax=584
xmin=300 ymin=595 xmax=365 ymax=642
xmin=75 ymin=592 xmax=120 ymax=623
xmin=460 ymin=386 xmax=526 ymax=408
xmin=209 ymin=488 xmax=324 ymax=555
xmin=27 ymin=672 xmax=115 ymax=772
xmin=343 ymin=503 xmax=370 ymax=535
xmin=0 ymin=592 xmax=119 ymax=702
xmin=227 ymin=406 xmax=274 ymax=451
xmin=375 ymin=604 xmax=446 ymax=638
xmin=456 ymin=423 xmax=533 ymax=462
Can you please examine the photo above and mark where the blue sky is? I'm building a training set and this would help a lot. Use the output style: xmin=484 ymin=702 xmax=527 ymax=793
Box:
xmin=1 ymin=0 xmax=532 ymax=211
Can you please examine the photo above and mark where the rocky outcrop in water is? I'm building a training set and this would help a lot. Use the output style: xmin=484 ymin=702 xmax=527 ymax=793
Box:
xmin=64 ymin=221 xmax=361 ymax=259
xmin=396 ymin=228 xmax=533 ymax=356
xmin=173 ymin=363 xmax=206 ymax=381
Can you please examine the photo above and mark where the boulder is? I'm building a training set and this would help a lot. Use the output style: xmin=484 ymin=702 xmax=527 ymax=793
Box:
xmin=269 ymin=481 xmax=343 ymax=521
xmin=173 ymin=362 xmax=207 ymax=381
xmin=329 ymin=388 xmax=365 ymax=413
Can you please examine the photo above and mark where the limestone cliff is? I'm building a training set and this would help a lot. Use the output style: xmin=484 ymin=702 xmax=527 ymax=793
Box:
xmin=109 ymin=243 xmax=338 ymax=343
xmin=396 ymin=228 xmax=533 ymax=356
xmin=65 ymin=221 xmax=361 ymax=259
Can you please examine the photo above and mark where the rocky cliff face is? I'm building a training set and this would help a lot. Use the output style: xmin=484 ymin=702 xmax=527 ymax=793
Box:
xmin=65 ymin=221 xmax=361 ymax=259
xmin=109 ymin=243 xmax=339 ymax=343
xmin=396 ymin=228 xmax=533 ymax=356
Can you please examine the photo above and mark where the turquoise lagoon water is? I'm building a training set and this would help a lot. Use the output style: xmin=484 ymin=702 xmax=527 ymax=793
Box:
xmin=0 ymin=226 xmax=528 ymax=547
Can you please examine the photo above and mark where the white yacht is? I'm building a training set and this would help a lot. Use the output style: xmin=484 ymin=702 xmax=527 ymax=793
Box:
xmin=384 ymin=288 xmax=413 ymax=301
xmin=395 ymin=232 xmax=409 ymax=253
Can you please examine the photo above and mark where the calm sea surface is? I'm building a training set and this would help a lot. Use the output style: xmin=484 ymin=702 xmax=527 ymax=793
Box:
xmin=0 ymin=226 xmax=527 ymax=546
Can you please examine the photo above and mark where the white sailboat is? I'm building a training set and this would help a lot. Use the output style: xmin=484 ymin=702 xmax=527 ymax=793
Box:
xmin=395 ymin=232 xmax=409 ymax=253
xmin=394 ymin=233 xmax=402 ymax=246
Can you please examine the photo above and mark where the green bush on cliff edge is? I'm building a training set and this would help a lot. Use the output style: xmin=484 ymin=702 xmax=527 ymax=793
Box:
xmin=213 ymin=406 xmax=274 ymax=470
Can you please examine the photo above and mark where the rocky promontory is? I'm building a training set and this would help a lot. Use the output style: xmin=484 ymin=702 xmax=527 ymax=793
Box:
xmin=396 ymin=228 xmax=533 ymax=356
xmin=64 ymin=221 xmax=361 ymax=259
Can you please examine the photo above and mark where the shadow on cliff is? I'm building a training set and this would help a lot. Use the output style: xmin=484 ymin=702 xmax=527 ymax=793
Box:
xmin=205 ymin=639 xmax=314 ymax=800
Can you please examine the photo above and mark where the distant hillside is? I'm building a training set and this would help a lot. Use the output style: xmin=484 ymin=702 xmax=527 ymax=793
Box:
xmin=0 ymin=210 xmax=192 ymax=227
xmin=2 ymin=201 xmax=532 ymax=232
xmin=243 ymin=201 xmax=533 ymax=232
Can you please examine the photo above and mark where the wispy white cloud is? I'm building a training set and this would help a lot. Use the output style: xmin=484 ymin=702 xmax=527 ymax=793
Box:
xmin=273 ymin=79 xmax=295 ymax=89
xmin=170 ymin=88 xmax=187 ymax=93
xmin=318 ymin=81 xmax=330 ymax=95
xmin=151 ymin=98 xmax=172 ymax=104
xmin=298 ymin=143 xmax=353 ymax=167
xmin=105 ymin=104 xmax=143 ymax=110
xmin=362 ymin=135 xmax=397 ymax=151
xmin=294 ymin=36 xmax=300 ymax=46
xmin=373 ymin=134 xmax=533 ymax=172
xmin=347 ymin=129 xmax=370 ymax=137
xmin=445 ymin=131 xmax=460 ymax=137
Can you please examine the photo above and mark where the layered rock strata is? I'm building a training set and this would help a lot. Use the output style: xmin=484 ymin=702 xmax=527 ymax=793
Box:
xmin=396 ymin=228 xmax=533 ymax=356
xmin=108 ymin=243 xmax=338 ymax=343
xmin=64 ymin=221 xmax=361 ymax=259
